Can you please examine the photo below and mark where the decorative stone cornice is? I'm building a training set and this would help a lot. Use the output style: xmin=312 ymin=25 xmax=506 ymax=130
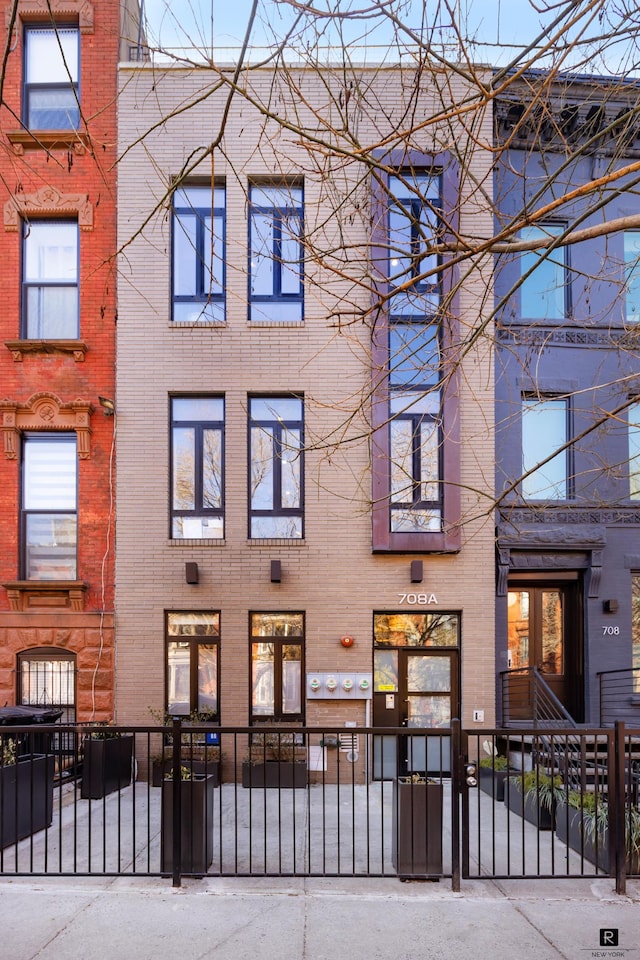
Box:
xmin=4 ymin=186 xmax=93 ymax=231
xmin=1 ymin=580 xmax=87 ymax=611
xmin=6 ymin=0 xmax=94 ymax=32
xmin=4 ymin=339 xmax=87 ymax=362
xmin=5 ymin=129 xmax=90 ymax=155
xmin=0 ymin=392 xmax=93 ymax=459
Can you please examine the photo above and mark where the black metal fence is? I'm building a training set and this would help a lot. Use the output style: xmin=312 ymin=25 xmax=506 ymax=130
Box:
xmin=0 ymin=720 xmax=638 ymax=892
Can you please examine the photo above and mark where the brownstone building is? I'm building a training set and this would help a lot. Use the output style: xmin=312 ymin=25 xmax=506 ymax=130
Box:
xmin=0 ymin=0 xmax=142 ymax=722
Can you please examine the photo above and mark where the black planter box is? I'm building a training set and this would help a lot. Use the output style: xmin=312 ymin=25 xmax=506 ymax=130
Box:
xmin=555 ymin=801 xmax=640 ymax=873
xmin=161 ymin=774 xmax=215 ymax=875
xmin=392 ymin=779 xmax=443 ymax=879
xmin=80 ymin=735 xmax=134 ymax=800
xmin=504 ymin=778 xmax=554 ymax=831
xmin=0 ymin=754 xmax=55 ymax=848
xmin=152 ymin=758 xmax=221 ymax=788
xmin=242 ymin=760 xmax=307 ymax=789
xmin=478 ymin=766 xmax=511 ymax=802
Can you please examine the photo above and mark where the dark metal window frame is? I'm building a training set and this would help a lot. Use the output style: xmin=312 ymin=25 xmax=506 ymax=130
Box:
xmin=371 ymin=151 xmax=461 ymax=553
xmin=170 ymin=396 xmax=225 ymax=539
xmin=20 ymin=432 xmax=78 ymax=580
xmin=249 ymin=611 xmax=305 ymax=724
xmin=22 ymin=23 xmax=80 ymax=131
xmin=165 ymin=611 xmax=221 ymax=720
xmin=518 ymin=221 xmax=571 ymax=321
xmin=520 ymin=393 xmax=573 ymax=501
xmin=171 ymin=183 xmax=226 ymax=322
xmin=248 ymin=394 xmax=304 ymax=539
xmin=21 ymin=217 xmax=79 ymax=339
xmin=248 ymin=182 xmax=304 ymax=320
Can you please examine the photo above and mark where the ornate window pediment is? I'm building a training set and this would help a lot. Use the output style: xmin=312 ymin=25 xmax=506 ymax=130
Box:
xmin=0 ymin=393 xmax=93 ymax=460
xmin=6 ymin=1 xmax=94 ymax=32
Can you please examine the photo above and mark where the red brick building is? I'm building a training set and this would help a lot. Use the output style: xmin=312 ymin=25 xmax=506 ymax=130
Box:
xmin=0 ymin=0 xmax=142 ymax=722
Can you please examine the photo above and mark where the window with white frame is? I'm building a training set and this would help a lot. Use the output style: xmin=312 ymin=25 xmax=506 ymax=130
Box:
xmin=22 ymin=220 xmax=78 ymax=338
xmin=172 ymin=185 xmax=225 ymax=323
xmin=22 ymin=434 xmax=77 ymax=579
xmin=171 ymin=397 xmax=224 ymax=539
xmin=521 ymin=396 xmax=569 ymax=500
xmin=249 ymin=184 xmax=303 ymax=322
xmin=249 ymin=396 xmax=303 ymax=538
xmin=24 ymin=25 xmax=79 ymax=130
xmin=624 ymin=232 xmax=640 ymax=324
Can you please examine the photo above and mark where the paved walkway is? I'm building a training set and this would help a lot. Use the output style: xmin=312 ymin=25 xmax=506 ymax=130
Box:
xmin=1 ymin=873 xmax=639 ymax=960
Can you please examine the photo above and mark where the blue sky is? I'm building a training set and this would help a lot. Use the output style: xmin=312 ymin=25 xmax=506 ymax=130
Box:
xmin=141 ymin=0 xmax=639 ymax=74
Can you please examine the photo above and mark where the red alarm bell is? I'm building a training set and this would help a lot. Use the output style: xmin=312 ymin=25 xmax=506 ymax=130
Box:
xmin=340 ymin=635 xmax=355 ymax=648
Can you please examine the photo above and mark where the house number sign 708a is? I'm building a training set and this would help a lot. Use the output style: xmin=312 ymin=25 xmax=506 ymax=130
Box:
xmin=398 ymin=593 xmax=438 ymax=604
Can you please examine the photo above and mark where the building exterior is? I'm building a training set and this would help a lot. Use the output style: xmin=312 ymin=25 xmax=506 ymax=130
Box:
xmin=494 ymin=74 xmax=640 ymax=725
xmin=0 ymin=0 xmax=142 ymax=722
xmin=115 ymin=58 xmax=496 ymax=778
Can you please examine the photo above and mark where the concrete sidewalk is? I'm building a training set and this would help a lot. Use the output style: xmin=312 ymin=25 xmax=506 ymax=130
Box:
xmin=1 ymin=873 xmax=639 ymax=960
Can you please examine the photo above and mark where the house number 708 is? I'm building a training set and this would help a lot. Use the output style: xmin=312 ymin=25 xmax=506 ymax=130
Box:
xmin=398 ymin=593 xmax=438 ymax=604
xmin=602 ymin=625 xmax=620 ymax=635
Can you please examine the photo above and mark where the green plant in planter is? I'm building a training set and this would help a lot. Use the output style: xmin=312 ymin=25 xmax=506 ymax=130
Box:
xmin=480 ymin=755 xmax=508 ymax=771
xmin=399 ymin=773 xmax=439 ymax=784
xmin=246 ymin=727 xmax=304 ymax=763
xmin=511 ymin=770 xmax=564 ymax=811
xmin=164 ymin=765 xmax=199 ymax=781
xmin=1 ymin=737 xmax=16 ymax=767
xmin=566 ymin=790 xmax=640 ymax=855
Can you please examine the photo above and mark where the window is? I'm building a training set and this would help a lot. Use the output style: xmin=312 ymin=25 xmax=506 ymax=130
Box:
xmin=521 ymin=397 xmax=569 ymax=499
xmin=249 ymin=184 xmax=303 ymax=321
xmin=624 ymin=232 xmax=640 ymax=324
xmin=249 ymin=396 xmax=303 ymax=538
xmin=22 ymin=434 xmax=77 ymax=579
xmin=388 ymin=173 xmax=443 ymax=533
xmin=371 ymin=159 xmax=461 ymax=552
xmin=166 ymin=612 xmax=220 ymax=718
xmin=171 ymin=397 xmax=224 ymax=539
xmin=24 ymin=25 xmax=79 ymax=130
xmin=172 ymin=185 xmax=225 ymax=323
xmin=22 ymin=220 xmax=79 ymax=338
xmin=519 ymin=224 xmax=568 ymax=320
xmin=629 ymin=400 xmax=640 ymax=499
xmin=18 ymin=648 xmax=76 ymax=724
xmin=632 ymin=576 xmax=640 ymax=692
xmin=251 ymin=613 xmax=304 ymax=722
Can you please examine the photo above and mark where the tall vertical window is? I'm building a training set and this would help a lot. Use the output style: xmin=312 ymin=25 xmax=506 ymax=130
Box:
xmin=22 ymin=220 xmax=78 ymax=338
xmin=629 ymin=400 xmax=640 ymax=499
xmin=519 ymin=224 xmax=568 ymax=320
xmin=521 ymin=397 xmax=569 ymax=500
xmin=24 ymin=26 xmax=79 ymax=130
xmin=251 ymin=613 xmax=304 ymax=722
xmin=632 ymin=576 xmax=640 ymax=692
xmin=624 ymin=232 xmax=640 ymax=324
xmin=387 ymin=173 xmax=442 ymax=533
xmin=249 ymin=396 xmax=303 ymax=538
xmin=172 ymin=185 xmax=225 ymax=323
xmin=166 ymin=612 xmax=220 ymax=718
xmin=22 ymin=434 xmax=77 ymax=579
xmin=249 ymin=184 xmax=303 ymax=322
xmin=171 ymin=398 xmax=224 ymax=539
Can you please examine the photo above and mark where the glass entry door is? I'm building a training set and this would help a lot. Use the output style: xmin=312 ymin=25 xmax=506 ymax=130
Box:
xmin=372 ymin=612 xmax=460 ymax=779
xmin=506 ymin=581 xmax=581 ymax=720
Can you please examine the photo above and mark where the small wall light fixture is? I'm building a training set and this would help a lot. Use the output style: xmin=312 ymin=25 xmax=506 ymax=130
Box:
xmin=98 ymin=396 xmax=115 ymax=416
xmin=603 ymin=599 xmax=618 ymax=614
xmin=185 ymin=562 xmax=199 ymax=585
xmin=410 ymin=560 xmax=423 ymax=583
xmin=270 ymin=560 xmax=282 ymax=583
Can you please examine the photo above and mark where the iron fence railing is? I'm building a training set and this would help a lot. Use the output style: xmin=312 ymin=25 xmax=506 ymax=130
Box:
xmin=598 ymin=668 xmax=640 ymax=726
xmin=0 ymin=720 xmax=638 ymax=893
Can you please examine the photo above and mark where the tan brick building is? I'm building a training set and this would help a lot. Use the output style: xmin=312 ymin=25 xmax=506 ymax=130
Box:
xmin=0 ymin=0 xmax=142 ymax=723
xmin=116 ymin=57 xmax=495 ymax=779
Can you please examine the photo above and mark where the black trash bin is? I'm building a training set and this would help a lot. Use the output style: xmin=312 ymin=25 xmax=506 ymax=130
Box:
xmin=0 ymin=705 xmax=64 ymax=756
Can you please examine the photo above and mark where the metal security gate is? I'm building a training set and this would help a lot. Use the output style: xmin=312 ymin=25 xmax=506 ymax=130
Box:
xmin=1 ymin=720 xmax=638 ymax=892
